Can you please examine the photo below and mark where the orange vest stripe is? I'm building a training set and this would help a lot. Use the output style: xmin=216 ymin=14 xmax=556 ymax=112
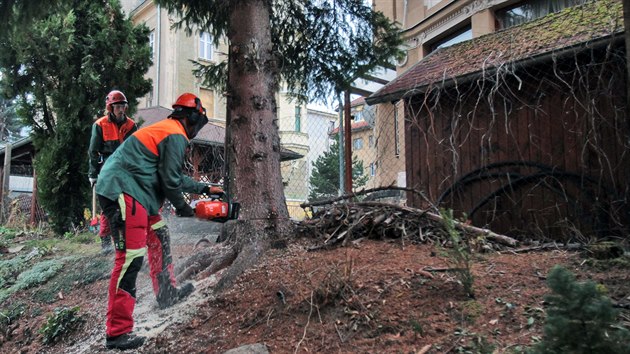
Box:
xmin=133 ymin=119 xmax=188 ymax=156
xmin=97 ymin=116 xmax=136 ymax=143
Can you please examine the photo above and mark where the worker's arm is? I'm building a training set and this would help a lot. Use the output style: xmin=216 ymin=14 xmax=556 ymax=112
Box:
xmin=87 ymin=123 xmax=104 ymax=179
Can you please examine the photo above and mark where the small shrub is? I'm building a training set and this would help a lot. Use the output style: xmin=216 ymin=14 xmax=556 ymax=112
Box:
xmin=530 ymin=265 xmax=630 ymax=353
xmin=39 ymin=306 xmax=84 ymax=344
xmin=439 ymin=209 xmax=475 ymax=298
xmin=0 ymin=255 xmax=29 ymax=288
xmin=0 ymin=302 xmax=26 ymax=339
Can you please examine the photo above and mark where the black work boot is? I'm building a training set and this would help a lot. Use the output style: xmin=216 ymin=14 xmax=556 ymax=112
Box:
xmin=157 ymin=282 xmax=195 ymax=309
xmin=105 ymin=333 xmax=145 ymax=350
xmin=100 ymin=236 xmax=113 ymax=254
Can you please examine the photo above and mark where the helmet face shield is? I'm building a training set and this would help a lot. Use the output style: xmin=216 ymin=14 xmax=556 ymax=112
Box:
xmin=185 ymin=111 xmax=208 ymax=139
xmin=106 ymin=90 xmax=128 ymax=113
xmin=110 ymin=102 xmax=128 ymax=122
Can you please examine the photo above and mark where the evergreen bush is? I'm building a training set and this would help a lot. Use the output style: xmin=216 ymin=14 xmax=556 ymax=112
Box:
xmin=531 ymin=265 xmax=630 ymax=353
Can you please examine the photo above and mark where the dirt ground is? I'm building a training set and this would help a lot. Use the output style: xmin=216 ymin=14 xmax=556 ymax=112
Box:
xmin=1 ymin=217 xmax=629 ymax=354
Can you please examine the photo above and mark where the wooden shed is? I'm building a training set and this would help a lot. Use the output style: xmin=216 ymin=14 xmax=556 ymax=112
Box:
xmin=367 ymin=1 xmax=628 ymax=241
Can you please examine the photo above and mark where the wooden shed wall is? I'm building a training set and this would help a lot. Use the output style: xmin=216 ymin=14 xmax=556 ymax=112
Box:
xmin=404 ymin=46 xmax=629 ymax=240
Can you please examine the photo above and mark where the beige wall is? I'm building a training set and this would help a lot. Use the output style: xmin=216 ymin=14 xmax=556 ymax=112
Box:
xmin=373 ymin=102 xmax=405 ymax=188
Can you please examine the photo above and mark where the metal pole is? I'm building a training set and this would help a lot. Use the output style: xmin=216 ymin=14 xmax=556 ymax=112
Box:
xmin=337 ymin=94 xmax=344 ymax=195
xmin=1 ymin=143 xmax=11 ymax=220
xmin=343 ymin=90 xmax=352 ymax=194
xmin=30 ymin=167 xmax=37 ymax=225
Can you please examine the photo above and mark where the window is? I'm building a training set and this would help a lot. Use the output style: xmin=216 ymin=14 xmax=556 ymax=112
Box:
xmin=425 ymin=0 xmax=441 ymax=9
xmin=429 ymin=25 xmax=472 ymax=52
xmin=353 ymin=138 xmax=364 ymax=150
xmin=328 ymin=120 xmax=336 ymax=133
xmin=496 ymin=0 xmax=588 ymax=29
xmin=294 ymin=106 xmax=301 ymax=132
xmin=199 ymin=32 xmax=213 ymax=61
xmin=149 ymin=30 xmax=155 ymax=59
xmin=368 ymin=135 xmax=374 ymax=148
xmin=370 ymin=162 xmax=377 ymax=177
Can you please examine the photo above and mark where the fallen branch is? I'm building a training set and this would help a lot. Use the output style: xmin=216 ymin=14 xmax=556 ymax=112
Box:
xmin=425 ymin=211 xmax=518 ymax=247
xmin=510 ymin=242 xmax=583 ymax=253
xmin=301 ymin=185 xmax=435 ymax=210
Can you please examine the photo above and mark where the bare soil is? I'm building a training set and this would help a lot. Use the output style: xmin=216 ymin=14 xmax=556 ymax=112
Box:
xmin=1 ymin=218 xmax=629 ymax=354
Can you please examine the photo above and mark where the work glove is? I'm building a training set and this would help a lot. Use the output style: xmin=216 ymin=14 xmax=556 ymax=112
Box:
xmin=176 ymin=204 xmax=195 ymax=217
xmin=89 ymin=177 xmax=97 ymax=188
xmin=201 ymin=185 xmax=224 ymax=195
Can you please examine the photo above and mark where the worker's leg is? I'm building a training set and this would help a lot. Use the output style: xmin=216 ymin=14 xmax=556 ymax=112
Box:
xmin=99 ymin=194 xmax=147 ymax=346
xmin=146 ymin=214 xmax=194 ymax=308
xmin=99 ymin=213 xmax=113 ymax=254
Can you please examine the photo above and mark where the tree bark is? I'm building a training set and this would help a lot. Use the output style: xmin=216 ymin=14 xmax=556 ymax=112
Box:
xmin=624 ymin=1 xmax=630 ymax=124
xmin=217 ymin=0 xmax=294 ymax=287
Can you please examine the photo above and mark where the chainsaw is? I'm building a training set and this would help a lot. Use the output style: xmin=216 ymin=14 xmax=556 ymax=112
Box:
xmin=193 ymin=186 xmax=240 ymax=223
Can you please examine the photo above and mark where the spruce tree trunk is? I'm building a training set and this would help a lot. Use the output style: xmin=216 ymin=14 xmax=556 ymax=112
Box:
xmin=217 ymin=0 xmax=293 ymax=288
xmin=624 ymin=1 xmax=630 ymax=122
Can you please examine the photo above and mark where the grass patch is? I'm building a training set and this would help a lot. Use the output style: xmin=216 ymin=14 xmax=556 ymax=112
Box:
xmin=32 ymin=255 xmax=111 ymax=304
xmin=0 ymin=258 xmax=66 ymax=304
xmin=0 ymin=254 xmax=29 ymax=289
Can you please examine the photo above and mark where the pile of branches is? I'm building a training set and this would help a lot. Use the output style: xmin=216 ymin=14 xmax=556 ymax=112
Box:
xmin=298 ymin=197 xmax=518 ymax=252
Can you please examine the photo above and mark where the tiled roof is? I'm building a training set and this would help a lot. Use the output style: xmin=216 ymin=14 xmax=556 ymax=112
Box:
xmin=136 ymin=106 xmax=224 ymax=145
xmin=329 ymin=120 xmax=371 ymax=135
xmin=136 ymin=106 xmax=303 ymax=161
xmin=367 ymin=0 xmax=624 ymax=104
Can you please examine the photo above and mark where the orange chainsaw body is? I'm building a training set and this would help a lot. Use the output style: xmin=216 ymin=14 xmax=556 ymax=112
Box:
xmin=195 ymin=200 xmax=229 ymax=219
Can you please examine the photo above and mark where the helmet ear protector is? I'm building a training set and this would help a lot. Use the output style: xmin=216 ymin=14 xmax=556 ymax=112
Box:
xmin=187 ymin=97 xmax=206 ymax=125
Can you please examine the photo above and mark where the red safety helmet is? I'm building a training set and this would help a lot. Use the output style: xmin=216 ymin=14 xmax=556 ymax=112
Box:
xmin=106 ymin=90 xmax=128 ymax=113
xmin=172 ymin=93 xmax=204 ymax=115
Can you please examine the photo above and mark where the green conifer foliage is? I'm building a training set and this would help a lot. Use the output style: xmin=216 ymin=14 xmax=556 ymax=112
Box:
xmin=155 ymin=0 xmax=403 ymax=103
xmin=0 ymin=0 xmax=152 ymax=233
xmin=308 ymin=140 xmax=368 ymax=201
xmin=531 ymin=265 xmax=630 ymax=353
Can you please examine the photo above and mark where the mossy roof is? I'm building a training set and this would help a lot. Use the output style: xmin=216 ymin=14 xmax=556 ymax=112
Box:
xmin=367 ymin=0 xmax=624 ymax=104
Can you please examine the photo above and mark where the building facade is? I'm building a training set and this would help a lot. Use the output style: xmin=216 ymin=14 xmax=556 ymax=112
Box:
xmin=121 ymin=0 xmax=317 ymax=219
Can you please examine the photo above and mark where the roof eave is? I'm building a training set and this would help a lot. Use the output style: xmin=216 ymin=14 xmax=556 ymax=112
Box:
xmin=366 ymin=32 xmax=623 ymax=106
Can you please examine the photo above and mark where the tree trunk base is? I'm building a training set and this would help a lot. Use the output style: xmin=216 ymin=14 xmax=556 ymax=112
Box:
xmin=176 ymin=219 xmax=293 ymax=291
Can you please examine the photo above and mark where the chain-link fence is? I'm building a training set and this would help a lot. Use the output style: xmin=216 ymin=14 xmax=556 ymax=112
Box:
xmin=178 ymin=97 xmax=406 ymax=221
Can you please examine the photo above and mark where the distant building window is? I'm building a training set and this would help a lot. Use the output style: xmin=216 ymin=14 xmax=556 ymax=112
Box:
xmin=425 ymin=0 xmax=441 ymax=9
xmin=353 ymin=138 xmax=364 ymax=150
xmin=149 ymin=30 xmax=155 ymax=59
xmin=368 ymin=135 xmax=374 ymax=148
xmin=496 ymin=0 xmax=588 ymax=29
xmin=328 ymin=120 xmax=335 ymax=133
xmin=370 ymin=162 xmax=376 ymax=177
xmin=295 ymin=106 xmax=301 ymax=132
xmin=429 ymin=25 xmax=472 ymax=52
xmin=199 ymin=32 xmax=213 ymax=61
xmin=353 ymin=111 xmax=363 ymax=122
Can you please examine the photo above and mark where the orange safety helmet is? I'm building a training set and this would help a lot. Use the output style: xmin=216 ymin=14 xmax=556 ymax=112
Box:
xmin=170 ymin=93 xmax=208 ymax=139
xmin=172 ymin=92 xmax=204 ymax=115
xmin=106 ymin=90 xmax=128 ymax=113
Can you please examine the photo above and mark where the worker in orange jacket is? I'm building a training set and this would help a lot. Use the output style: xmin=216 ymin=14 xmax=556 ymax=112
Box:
xmin=88 ymin=90 xmax=137 ymax=253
